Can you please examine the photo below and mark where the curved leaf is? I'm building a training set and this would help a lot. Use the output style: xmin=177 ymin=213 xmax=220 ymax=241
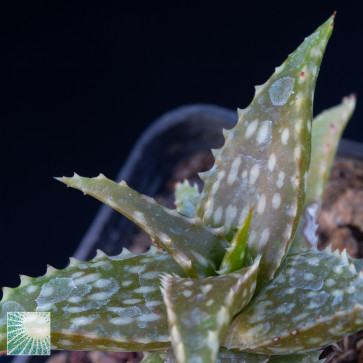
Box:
xmin=224 ymin=246 xmax=363 ymax=354
xmin=290 ymin=94 xmax=356 ymax=253
xmin=0 ymin=247 xmax=184 ymax=352
xmin=57 ymin=174 xmax=228 ymax=277
xmin=195 ymin=16 xmax=334 ymax=290
xmin=161 ymin=257 xmax=260 ymax=363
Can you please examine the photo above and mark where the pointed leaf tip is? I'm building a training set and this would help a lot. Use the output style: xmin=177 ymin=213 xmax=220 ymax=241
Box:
xmin=224 ymin=248 xmax=363 ymax=354
xmin=0 ymin=248 xmax=185 ymax=352
xmin=219 ymin=208 xmax=253 ymax=274
xmin=59 ymin=174 xmax=228 ymax=277
xmin=290 ymin=94 xmax=356 ymax=253
xmin=196 ymin=17 xmax=334 ymax=290
xmin=162 ymin=258 xmax=260 ymax=363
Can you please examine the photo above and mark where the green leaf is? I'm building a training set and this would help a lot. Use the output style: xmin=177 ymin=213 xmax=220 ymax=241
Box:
xmin=161 ymin=256 xmax=260 ymax=363
xmin=174 ymin=180 xmax=200 ymax=217
xmin=141 ymin=351 xmax=166 ymax=363
xmin=217 ymin=348 xmax=270 ymax=363
xmin=351 ymin=256 xmax=363 ymax=271
xmin=195 ymin=16 xmax=334 ymax=290
xmin=219 ymin=209 xmax=252 ymax=274
xmin=224 ymin=246 xmax=363 ymax=354
xmin=290 ymin=94 xmax=356 ymax=253
xmin=0 ymin=247 xmax=183 ymax=352
xmin=57 ymin=174 xmax=228 ymax=277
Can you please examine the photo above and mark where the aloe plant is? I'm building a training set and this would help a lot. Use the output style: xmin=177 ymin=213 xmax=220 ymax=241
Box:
xmin=0 ymin=14 xmax=361 ymax=362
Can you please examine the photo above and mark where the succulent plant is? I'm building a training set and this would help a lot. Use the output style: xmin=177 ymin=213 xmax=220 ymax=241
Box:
xmin=0 ymin=13 xmax=361 ymax=362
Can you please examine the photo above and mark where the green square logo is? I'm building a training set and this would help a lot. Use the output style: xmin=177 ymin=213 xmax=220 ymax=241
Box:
xmin=7 ymin=312 xmax=51 ymax=355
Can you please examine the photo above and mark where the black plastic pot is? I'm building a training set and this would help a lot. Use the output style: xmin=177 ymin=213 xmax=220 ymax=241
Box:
xmin=12 ymin=104 xmax=363 ymax=363
xmin=72 ymin=104 xmax=238 ymax=261
xmin=73 ymin=104 xmax=363 ymax=261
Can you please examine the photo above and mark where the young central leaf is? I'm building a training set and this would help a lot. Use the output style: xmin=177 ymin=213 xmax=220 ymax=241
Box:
xmin=196 ymin=16 xmax=334 ymax=290
xmin=161 ymin=256 xmax=260 ymax=363
xmin=57 ymin=174 xmax=228 ymax=277
xmin=219 ymin=208 xmax=253 ymax=274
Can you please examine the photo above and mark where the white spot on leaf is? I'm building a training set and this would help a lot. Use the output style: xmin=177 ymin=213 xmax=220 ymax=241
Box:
xmin=256 ymin=121 xmax=272 ymax=145
xmin=213 ymin=206 xmax=223 ymax=224
xmin=245 ymin=119 xmax=259 ymax=139
xmin=268 ymin=153 xmax=276 ymax=171
xmin=227 ymin=157 xmax=242 ymax=185
xmin=281 ymin=128 xmax=290 ymax=144
xmin=249 ymin=164 xmax=260 ymax=185
xmin=257 ymin=195 xmax=266 ymax=215
xmin=276 ymin=171 xmax=285 ymax=188
xmin=272 ymin=193 xmax=281 ymax=209
xmin=269 ymin=77 xmax=295 ymax=106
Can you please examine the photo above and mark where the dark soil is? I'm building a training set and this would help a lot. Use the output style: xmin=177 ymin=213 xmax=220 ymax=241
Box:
xmin=318 ymin=156 xmax=363 ymax=363
xmin=46 ymin=153 xmax=363 ymax=363
xmin=318 ymin=156 xmax=363 ymax=259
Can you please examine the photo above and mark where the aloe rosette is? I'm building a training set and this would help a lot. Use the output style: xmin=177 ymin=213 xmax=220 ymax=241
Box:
xmin=1 ymin=13 xmax=361 ymax=362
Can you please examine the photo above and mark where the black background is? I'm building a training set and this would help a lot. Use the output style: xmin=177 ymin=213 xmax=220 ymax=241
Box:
xmin=1 ymin=1 xmax=362 ymax=291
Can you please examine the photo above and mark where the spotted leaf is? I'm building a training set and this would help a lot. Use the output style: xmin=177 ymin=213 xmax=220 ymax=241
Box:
xmin=0 ymin=247 xmax=184 ymax=352
xmin=57 ymin=174 xmax=228 ymax=277
xmin=196 ymin=16 xmax=334 ymax=290
xmin=224 ymin=246 xmax=363 ymax=354
xmin=290 ymin=94 xmax=356 ymax=253
xmin=174 ymin=180 xmax=201 ymax=217
xmin=219 ymin=209 xmax=253 ymax=274
xmin=161 ymin=256 xmax=260 ymax=363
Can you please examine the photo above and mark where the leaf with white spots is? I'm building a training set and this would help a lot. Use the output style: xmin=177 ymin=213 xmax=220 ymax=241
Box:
xmin=290 ymin=94 xmax=356 ymax=253
xmin=57 ymin=174 xmax=228 ymax=278
xmin=0 ymin=247 xmax=185 ymax=352
xmin=196 ymin=16 xmax=334 ymax=290
xmin=224 ymin=246 xmax=363 ymax=354
xmin=174 ymin=180 xmax=201 ymax=217
xmin=219 ymin=209 xmax=253 ymax=274
xmin=161 ymin=256 xmax=260 ymax=363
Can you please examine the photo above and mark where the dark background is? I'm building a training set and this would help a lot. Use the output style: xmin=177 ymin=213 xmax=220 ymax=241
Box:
xmin=1 ymin=2 xmax=362 ymax=290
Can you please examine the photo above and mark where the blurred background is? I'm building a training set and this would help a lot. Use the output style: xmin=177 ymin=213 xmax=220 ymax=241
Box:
xmin=1 ymin=1 xmax=362 ymax=289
